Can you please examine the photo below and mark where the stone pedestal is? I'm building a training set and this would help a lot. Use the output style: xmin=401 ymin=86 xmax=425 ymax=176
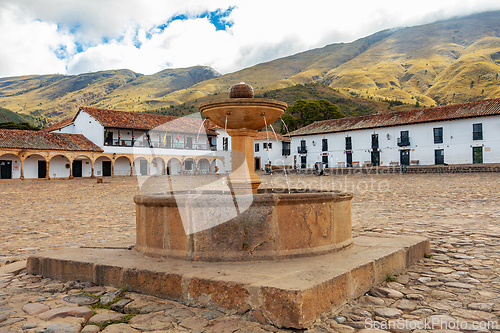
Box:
xmin=27 ymin=233 xmax=430 ymax=329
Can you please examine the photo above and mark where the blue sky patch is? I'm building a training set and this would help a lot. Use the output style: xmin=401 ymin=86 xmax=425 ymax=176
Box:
xmin=200 ymin=6 xmax=235 ymax=31
xmin=53 ymin=45 xmax=67 ymax=60
xmin=146 ymin=6 xmax=235 ymax=39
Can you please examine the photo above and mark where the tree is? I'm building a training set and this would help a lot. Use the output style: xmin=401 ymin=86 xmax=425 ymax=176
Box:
xmin=280 ymin=99 xmax=345 ymax=133
xmin=0 ymin=122 xmax=40 ymax=130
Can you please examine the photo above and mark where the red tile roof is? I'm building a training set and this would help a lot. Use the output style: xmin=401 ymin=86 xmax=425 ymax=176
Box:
xmin=78 ymin=107 xmax=218 ymax=135
xmin=290 ymin=99 xmax=500 ymax=136
xmin=255 ymin=130 xmax=291 ymax=141
xmin=42 ymin=118 xmax=73 ymax=132
xmin=79 ymin=107 xmax=175 ymax=130
xmin=0 ymin=129 xmax=103 ymax=152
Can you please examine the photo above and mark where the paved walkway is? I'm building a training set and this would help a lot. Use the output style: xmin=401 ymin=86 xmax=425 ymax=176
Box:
xmin=0 ymin=173 xmax=499 ymax=332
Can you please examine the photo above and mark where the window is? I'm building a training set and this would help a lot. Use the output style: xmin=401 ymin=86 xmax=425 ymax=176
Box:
xmin=371 ymin=134 xmax=379 ymax=149
xmin=345 ymin=137 xmax=352 ymax=150
xmin=255 ymin=143 xmax=259 ymax=152
xmin=322 ymin=138 xmax=328 ymax=151
xmin=282 ymin=141 xmax=291 ymax=156
xmin=398 ymin=130 xmax=410 ymax=146
xmin=298 ymin=140 xmax=307 ymax=153
xmin=433 ymin=127 xmax=443 ymax=144
xmin=263 ymin=142 xmax=272 ymax=150
xmin=223 ymin=137 xmax=229 ymax=151
xmin=473 ymin=123 xmax=483 ymax=140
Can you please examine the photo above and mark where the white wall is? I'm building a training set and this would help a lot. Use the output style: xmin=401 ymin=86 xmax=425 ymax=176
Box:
xmin=73 ymin=110 xmax=105 ymax=146
xmin=168 ymin=158 xmax=181 ymax=175
xmin=291 ymin=115 xmax=500 ymax=167
xmin=74 ymin=157 xmax=92 ymax=177
xmin=198 ymin=159 xmax=210 ymax=174
xmin=150 ymin=158 xmax=165 ymax=175
xmin=133 ymin=158 xmax=148 ymax=176
xmin=254 ymin=139 xmax=292 ymax=169
xmin=51 ymin=123 xmax=75 ymax=134
xmin=215 ymin=129 xmax=231 ymax=173
xmin=0 ymin=154 xmax=21 ymax=179
xmin=115 ymin=157 xmax=131 ymax=176
xmin=49 ymin=155 xmax=70 ymax=178
xmin=24 ymin=154 xmax=46 ymax=179
xmin=94 ymin=156 xmax=109 ymax=176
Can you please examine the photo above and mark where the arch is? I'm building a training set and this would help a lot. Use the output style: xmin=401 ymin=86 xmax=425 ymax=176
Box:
xmin=111 ymin=155 xmax=132 ymax=163
xmin=183 ymin=158 xmax=195 ymax=175
xmin=72 ymin=155 xmax=93 ymax=178
xmin=133 ymin=157 xmax=149 ymax=176
xmin=0 ymin=153 xmax=21 ymax=179
xmin=151 ymin=157 xmax=166 ymax=176
xmin=49 ymin=154 xmax=71 ymax=179
xmin=114 ymin=156 xmax=131 ymax=176
xmin=24 ymin=153 xmax=47 ymax=179
xmin=70 ymin=153 xmax=92 ymax=162
xmin=95 ymin=156 xmax=113 ymax=177
xmin=197 ymin=158 xmax=210 ymax=174
xmin=167 ymin=158 xmax=181 ymax=175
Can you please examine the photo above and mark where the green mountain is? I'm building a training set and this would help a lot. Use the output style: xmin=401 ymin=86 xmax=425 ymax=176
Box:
xmin=0 ymin=107 xmax=43 ymax=127
xmin=165 ymin=11 xmax=500 ymax=108
xmin=0 ymin=66 xmax=219 ymax=121
xmin=0 ymin=10 xmax=499 ymax=123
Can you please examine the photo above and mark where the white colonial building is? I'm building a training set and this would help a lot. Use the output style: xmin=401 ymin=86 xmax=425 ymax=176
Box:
xmin=0 ymin=107 xmax=234 ymax=180
xmin=2 ymin=99 xmax=499 ymax=180
xmin=290 ymin=99 xmax=500 ymax=168
xmin=253 ymin=130 xmax=292 ymax=171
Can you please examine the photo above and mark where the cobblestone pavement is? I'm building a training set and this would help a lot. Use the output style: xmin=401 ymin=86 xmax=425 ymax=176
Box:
xmin=0 ymin=172 xmax=499 ymax=332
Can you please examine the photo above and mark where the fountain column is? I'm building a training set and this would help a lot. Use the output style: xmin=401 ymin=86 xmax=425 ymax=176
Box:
xmin=226 ymin=128 xmax=260 ymax=193
xmin=200 ymin=83 xmax=287 ymax=194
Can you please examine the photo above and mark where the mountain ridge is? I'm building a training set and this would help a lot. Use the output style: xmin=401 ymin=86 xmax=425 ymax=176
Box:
xmin=0 ymin=10 xmax=499 ymax=122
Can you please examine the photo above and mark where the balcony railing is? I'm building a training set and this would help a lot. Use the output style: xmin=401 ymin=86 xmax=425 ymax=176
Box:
xmin=105 ymin=139 xmax=134 ymax=147
xmin=104 ymin=140 xmax=215 ymax=150
xmin=298 ymin=146 xmax=307 ymax=154
xmin=397 ymin=137 xmax=410 ymax=146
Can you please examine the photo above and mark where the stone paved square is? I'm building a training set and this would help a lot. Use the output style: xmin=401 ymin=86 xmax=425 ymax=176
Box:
xmin=0 ymin=172 xmax=499 ymax=332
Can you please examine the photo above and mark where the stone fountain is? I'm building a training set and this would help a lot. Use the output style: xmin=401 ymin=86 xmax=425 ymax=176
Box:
xmin=134 ymin=83 xmax=354 ymax=262
xmin=27 ymin=83 xmax=429 ymax=329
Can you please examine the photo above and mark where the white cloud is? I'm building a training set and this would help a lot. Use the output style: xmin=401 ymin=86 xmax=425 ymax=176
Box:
xmin=1 ymin=0 xmax=500 ymax=77
xmin=0 ymin=6 xmax=73 ymax=76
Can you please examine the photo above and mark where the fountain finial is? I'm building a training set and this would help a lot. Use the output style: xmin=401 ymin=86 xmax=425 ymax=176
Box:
xmin=229 ymin=82 xmax=254 ymax=98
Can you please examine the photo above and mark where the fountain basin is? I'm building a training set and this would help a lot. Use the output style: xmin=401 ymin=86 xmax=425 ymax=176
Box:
xmin=199 ymin=98 xmax=287 ymax=130
xmin=134 ymin=189 xmax=353 ymax=262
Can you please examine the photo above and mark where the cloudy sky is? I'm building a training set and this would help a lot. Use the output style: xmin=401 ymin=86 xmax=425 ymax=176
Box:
xmin=1 ymin=0 xmax=499 ymax=78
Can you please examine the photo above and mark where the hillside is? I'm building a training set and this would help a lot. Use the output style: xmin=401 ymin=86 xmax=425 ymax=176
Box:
xmin=165 ymin=11 xmax=500 ymax=108
xmin=0 ymin=107 xmax=42 ymax=127
xmin=0 ymin=66 xmax=219 ymax=121
xmin=0 ymin=10 xmax=498 ymax=122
